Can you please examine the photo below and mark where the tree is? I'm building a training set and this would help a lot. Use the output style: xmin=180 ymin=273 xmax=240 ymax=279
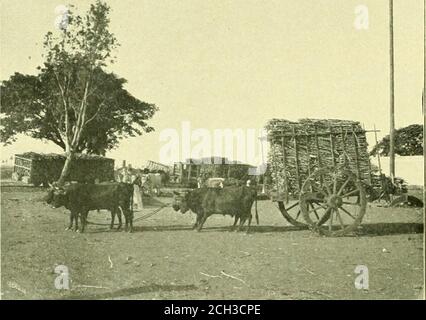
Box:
xmin=0 ymin=1 xmax=158 ymax=185
xmin=370 ymin=124 xmax=423 ymax=156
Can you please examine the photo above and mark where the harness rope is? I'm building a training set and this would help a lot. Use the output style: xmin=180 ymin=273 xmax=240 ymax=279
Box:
xmin=85 ymin=203 xmax=169 ymax=226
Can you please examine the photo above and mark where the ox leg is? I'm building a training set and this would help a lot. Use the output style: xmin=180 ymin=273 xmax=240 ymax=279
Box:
xmin=237 ymin=216 xmax=247 ymax=232
xmin=230 ymin=216 xmax=239 ymax=231
xmin=122 ymin=206 xmax=133 ymax=233
xmin=110 ymin=210 xmax=115 ymax=230
xmin=116 ymin=206 xmax=124 ymax=231
xmin=192 ymin=220 xmax=198 ymax=230
xmin=196 ymin=213 xmax=209 ymax=232
xmin=74 ymin=212 xmax=79 ymax=232
xmin=124 ymin=212 xmax=133 ymax=233
xmin=192 ymin=214 xmax=202 ymax=230
xmin=128 ymin=209 xmax=133 ymax=233
xmin=116 ymin=208 xmax=122 ymax=230
xmin=79 ymin=211 xmax=88 ymax=233
xmin=246 ymin=213 xmax=253 ymax=234
xmin=66 ymin=211 xmax=74 ymax=231
xmin=118 ymin=205 xmax=128 ymax=232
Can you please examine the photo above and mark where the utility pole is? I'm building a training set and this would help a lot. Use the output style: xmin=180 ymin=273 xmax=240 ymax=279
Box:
xmin=423 ymin=0 xmax=425 ymax=200
xmin=389 ymin=0 xmax=396 ymax=183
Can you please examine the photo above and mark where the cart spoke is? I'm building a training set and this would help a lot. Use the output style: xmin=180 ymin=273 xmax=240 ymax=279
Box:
xmin=308 ymin=195 xmax=325 ymax=203
xmin=339 ymin=206 xmax=356 ymax=220
xmin=286 ymin=201 xmax=299 ymax=211
xmin=309 ymin=203 xmax=320 ymax=220
xmin=312 ymin=201 xmax=326 ymax=212
xmin=317 ymin=207 xmax=332 ymax=226
xmin=295 ymin=210 xmax=301 ymax=220
xmin=328 ymin=208 xmax=334 ymax=231
xmin=333 ymin=176 xmax=338 ymax=194
xmin=341 ymin=188 xmax=360 ymax=198
xmin=278 ymin=201 xmax=307 ymax=227
xmin=324 ymin=183 xmax=332 ymax=196
xmin=337 ymin=178 xmax=351 ymax=196
xmin=308 ymin=202 xmax=328 ymax=212
xmin=335 ymin=208 xmax=345 ymax=230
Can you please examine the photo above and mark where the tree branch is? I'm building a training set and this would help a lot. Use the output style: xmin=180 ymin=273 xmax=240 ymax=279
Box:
xmin=53 ymin=70 xmax=71 ymax=150
xmin=84 ymin=99 xmax=106 ymax=126
xmin=71 ymin=70 xmax=92 ymax=147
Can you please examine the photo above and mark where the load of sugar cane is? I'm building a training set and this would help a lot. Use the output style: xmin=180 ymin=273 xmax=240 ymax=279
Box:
xmin=265 ymin=118 xmax=371 ymax=198
xmin=13 ymin=152 xmax=115 ymax=186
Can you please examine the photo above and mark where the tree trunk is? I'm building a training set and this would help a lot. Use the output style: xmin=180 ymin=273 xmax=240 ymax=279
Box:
xmin=57 ymin=152 xmax=75 ymax=186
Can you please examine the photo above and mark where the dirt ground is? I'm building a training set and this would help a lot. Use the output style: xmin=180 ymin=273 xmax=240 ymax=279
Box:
xmin=1 ymin=186 xmax=424 ymax=300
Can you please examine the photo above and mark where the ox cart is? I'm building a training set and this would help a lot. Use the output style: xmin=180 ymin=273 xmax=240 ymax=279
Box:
xmin=266 ymin=118 xmax=373 ymax=236
xmin=13 ymin=152 xmax=115 ymax=186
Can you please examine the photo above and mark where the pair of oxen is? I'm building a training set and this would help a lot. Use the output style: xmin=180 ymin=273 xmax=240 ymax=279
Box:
xmin=46 ymin=182 xmax=258 ymax=234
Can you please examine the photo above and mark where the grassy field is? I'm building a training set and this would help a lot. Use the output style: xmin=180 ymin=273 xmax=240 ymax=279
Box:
xmin=1 ymin=186 xmax=424 ymax=300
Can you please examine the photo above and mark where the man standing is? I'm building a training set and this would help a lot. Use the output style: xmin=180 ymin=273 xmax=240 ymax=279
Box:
xmin=132 ymin=174 xmax=144 ymax=211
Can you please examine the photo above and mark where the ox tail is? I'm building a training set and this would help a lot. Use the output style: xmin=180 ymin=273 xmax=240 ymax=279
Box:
xmin=255 ymin=195 xmax=259 ymax=225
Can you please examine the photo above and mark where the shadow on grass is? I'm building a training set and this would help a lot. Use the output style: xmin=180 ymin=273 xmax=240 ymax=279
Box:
xmin=81 ymin=220 xmax=423 ymax=237
xmin=60 ymin=283 xmax=198 ymax=300
xmin=131 ymin=222 xmax=423 ymax=236
xmin=131 ymin=224 xmax=306 ymax=233
xmin=358 ymin=222 xmax=423 ymax=236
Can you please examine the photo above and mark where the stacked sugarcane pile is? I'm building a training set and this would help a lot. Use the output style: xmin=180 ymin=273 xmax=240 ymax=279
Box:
xmin=370 ymin=124 xmax=423 ymax=156
xmin=265 ymin=118 xmax=371 ymax=197
xmin=14 ymin=152 xmax=115 ymax=185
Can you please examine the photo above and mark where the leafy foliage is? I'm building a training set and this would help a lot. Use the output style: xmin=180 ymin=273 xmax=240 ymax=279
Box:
xmin=0 ymin=1 xmax=157 ymax=156
xmin=370 ymin=124 xmax=423 ymax=156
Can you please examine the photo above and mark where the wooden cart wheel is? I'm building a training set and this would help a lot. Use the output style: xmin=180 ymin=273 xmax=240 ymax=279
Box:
xmin=277 ymin=197 xmax=331 ymax=228
xmin=277 ymin=201 xmax=307 ymax=228
xmin=299 ymin=167 xmax=367 ymax=236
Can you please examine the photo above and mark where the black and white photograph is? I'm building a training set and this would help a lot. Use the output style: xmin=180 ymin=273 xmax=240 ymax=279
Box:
xmin=0 ymin=0 xmax=424 ymax=301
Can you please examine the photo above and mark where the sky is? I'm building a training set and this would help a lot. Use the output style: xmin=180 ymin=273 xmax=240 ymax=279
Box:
xmin=0 ymin=0 xmax=424 ymax=168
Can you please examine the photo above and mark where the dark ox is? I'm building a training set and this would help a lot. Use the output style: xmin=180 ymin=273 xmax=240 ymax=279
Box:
xmin=46 ymin=182 xmax=134 ymax=233
xmin=173 ymin=186 xmax=259 ymax=233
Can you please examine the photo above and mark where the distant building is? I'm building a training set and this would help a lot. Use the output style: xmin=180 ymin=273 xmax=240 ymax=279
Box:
xmin=115 ymin=160 xmax=171 ymax=184
xmin=143 ymin=160 xmax=173 ymax=174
